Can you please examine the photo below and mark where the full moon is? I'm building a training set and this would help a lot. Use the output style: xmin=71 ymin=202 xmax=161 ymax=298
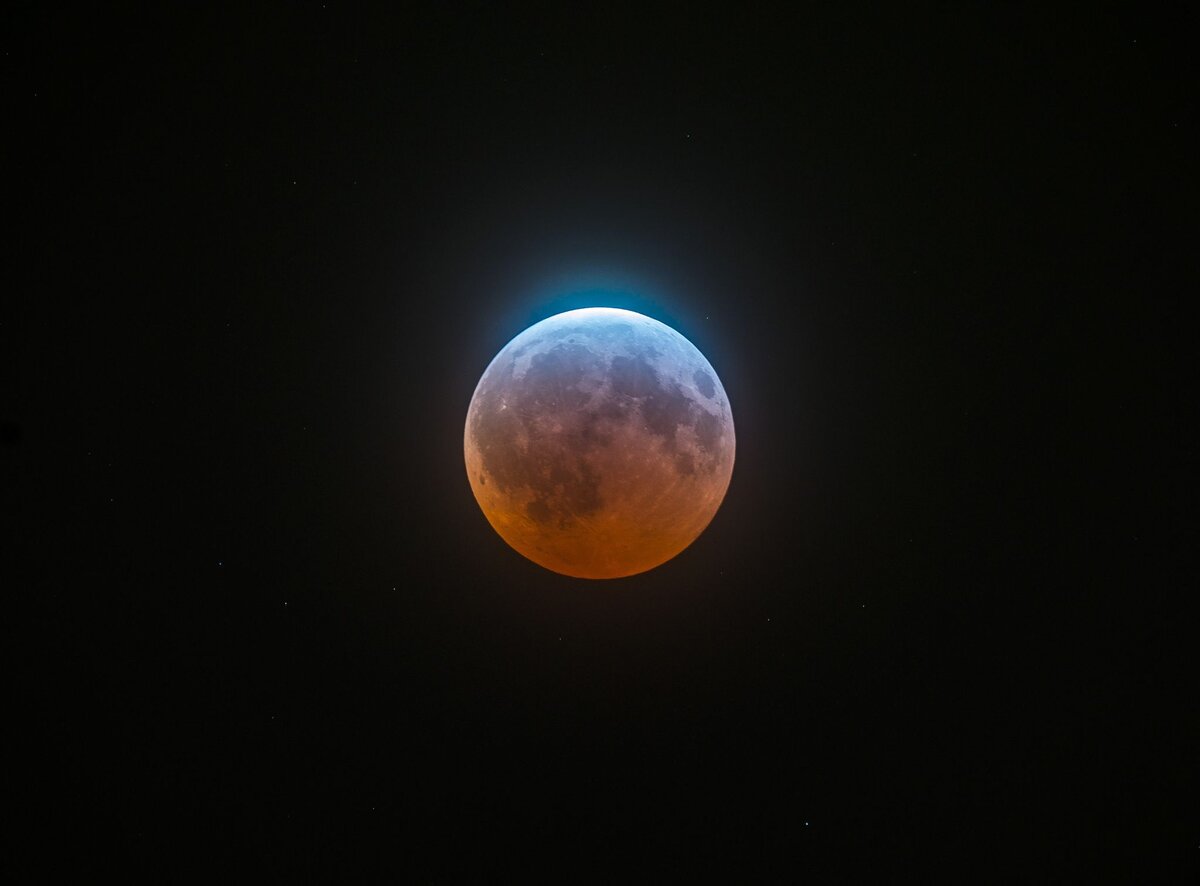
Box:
xmin=464 ymin=307 xmax=735 ymax=579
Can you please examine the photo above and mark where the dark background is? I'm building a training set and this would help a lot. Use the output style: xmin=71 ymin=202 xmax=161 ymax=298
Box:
xmin=8 ymin=3 xmax=1194 ymax=879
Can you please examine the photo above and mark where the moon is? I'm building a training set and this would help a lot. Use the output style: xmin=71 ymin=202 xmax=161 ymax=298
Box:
xmin=464 ymin=307 xmax=735 ymax=579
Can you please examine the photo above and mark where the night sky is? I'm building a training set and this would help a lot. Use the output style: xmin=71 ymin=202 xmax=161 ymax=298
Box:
xmin=9 ymin=4 xmax=1193 ymax=879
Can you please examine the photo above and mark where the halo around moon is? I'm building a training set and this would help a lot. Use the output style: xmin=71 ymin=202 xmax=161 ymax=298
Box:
xmin=464 ymin=307 xmax=735 ymax=579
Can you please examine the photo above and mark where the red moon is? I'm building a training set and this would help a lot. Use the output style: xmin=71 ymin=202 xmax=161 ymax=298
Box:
xmin=464 ymin=308 xmax=735 ymax=579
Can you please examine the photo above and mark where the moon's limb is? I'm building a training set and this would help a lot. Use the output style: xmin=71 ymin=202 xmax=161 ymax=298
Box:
xmin=464 ymin=308 xmax=735 ymax=579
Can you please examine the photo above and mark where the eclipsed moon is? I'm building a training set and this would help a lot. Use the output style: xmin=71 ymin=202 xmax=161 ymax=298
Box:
xmin=464 ymin=307 xmax=735 ymax=579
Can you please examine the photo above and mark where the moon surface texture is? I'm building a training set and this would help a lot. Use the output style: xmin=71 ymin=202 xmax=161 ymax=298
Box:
xmin=464 ymin=307 xmax=735 ymax=579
